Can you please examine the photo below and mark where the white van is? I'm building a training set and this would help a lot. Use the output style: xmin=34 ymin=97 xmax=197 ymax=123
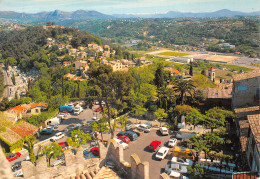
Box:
xmin=159 ymin=127 xmax=169 ymax=135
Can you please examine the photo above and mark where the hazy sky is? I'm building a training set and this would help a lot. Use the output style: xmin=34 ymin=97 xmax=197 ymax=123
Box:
xmin=0 ymin=0 xmax=259 ymax=14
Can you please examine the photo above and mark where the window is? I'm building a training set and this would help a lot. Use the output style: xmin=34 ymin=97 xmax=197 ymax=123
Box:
xmin=35 ymin=109 xmax=39 ymax=113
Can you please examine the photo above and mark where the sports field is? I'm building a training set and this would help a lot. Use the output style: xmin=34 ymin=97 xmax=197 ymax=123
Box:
xmin=157 ymin=52 xmax=190 ymax=56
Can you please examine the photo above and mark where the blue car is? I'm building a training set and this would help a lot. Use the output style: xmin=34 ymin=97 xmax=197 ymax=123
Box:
xmin=117 ymin=131 xmax=138 ymax=141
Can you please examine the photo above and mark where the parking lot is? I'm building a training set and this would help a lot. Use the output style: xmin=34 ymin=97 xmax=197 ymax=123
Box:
xmin=10 ymin=105 xmax=102 ymax=166
xmin=123 ymin=129 xmax=176 ymax=179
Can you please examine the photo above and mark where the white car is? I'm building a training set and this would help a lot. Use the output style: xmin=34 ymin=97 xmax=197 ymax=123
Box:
xmin=113 ymin=138 xmax=128 ymax=149
xmin=155 ymin=147 xmax=169 ymax=160
xmin=167 ymin=170 xmax=181 ymax=178
xmin=165 ymin=157 xmax=192 ymax=173
xmin=50 ymin=132 xmax=65 ymax=142
xmin=92 ymin=117 xmax=100 ymax=121
xmin=57 ymin=114 xmax=65 ymax=119
xmin=159 ymin=127 xmax=169 ymax=135
xmin=126 ymin=124 xmax=139 ymax=130
xmin=168 ymin=138 xmax=177 ymax=147
xmin=137 ymin=124 xmax=151 ymax=133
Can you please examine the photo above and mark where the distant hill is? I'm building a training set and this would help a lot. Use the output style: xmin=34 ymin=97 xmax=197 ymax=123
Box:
xmin=113 ymin=9 xmax=260 ymax=18
xmin=0 ymin=9 xmax=114 ymax=23
xmin=0 ymin=9 xmax=259 ymax=23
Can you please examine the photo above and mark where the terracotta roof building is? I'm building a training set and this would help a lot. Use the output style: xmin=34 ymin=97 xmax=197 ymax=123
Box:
xmin=233 ymin=172 xmax=260 ymax=179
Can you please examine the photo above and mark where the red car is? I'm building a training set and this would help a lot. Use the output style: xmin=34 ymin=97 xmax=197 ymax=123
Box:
xmin=60 ymin=111 xmax=68 ymax=115
xmin=58 ymin=142 xmax=69 ymax=150
xmin=6 ymin=152 xmax=21 ymax=162
xmin=90 ymin=147 xmax=99 ymax=156
xmin=148 ymin=141 xmax=161 ymax=151
xmin=117 ymin=136 xmax=130 ymax=143
xmin=95 ymin=107 xmax=104 ymax=112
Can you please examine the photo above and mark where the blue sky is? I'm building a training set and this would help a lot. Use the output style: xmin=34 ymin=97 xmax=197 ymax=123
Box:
xmin=0 ymin=0 xmax=259 ymax=14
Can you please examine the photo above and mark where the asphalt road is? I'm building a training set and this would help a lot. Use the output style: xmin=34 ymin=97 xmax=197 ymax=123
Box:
xmin=123 ymin=129 xmax=175 ymax=179
xmin=9 ymin=105 xmax=102 ymax=167
xmin=2 ymin=67 xmax=13 ymax=98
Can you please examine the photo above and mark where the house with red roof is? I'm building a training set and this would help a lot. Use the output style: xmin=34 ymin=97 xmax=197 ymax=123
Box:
xmin=6 ymin=103 xmax=47 ymax=122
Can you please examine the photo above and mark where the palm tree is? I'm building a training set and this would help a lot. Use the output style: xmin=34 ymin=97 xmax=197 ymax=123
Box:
xmin=157 ymin=87 xmax=176 ymax=111
xmin=172 ymin=79 xmax=196 ymax=105
xmin=23 ymin=136 xmax=38 ymax=163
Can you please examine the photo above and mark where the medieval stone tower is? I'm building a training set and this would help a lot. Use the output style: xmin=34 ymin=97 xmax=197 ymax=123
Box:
xmin=208 ymin=67 xmax=215 ymax=82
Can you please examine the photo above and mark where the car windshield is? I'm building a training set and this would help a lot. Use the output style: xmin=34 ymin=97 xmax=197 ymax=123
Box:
xmin=157 ymin=152 xmax=163 ymax=156
xmin=8 ymin=154 xmax=15 ymax=158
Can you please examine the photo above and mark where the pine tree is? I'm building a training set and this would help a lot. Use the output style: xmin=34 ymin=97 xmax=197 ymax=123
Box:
xmin=189 ymin=63 xmax=193 ymax=76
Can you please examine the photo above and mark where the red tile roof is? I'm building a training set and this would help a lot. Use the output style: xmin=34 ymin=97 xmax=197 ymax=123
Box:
xmin=233 ymin=172 xmax=259 ymax=179
xmin=30 ymin=102 xmax=47 ymax=109
xmin=239 ymin=136 xmax=248 ymax=152
xmin=10 ymin=121 xmax=38 ymax=138
xmin=247 ymin=114 xmax=260 ymax=152
xmin=7 ymin=106 xmax=27 ymax=113
xmin=234 ymin=106 xmax=260 ymax=118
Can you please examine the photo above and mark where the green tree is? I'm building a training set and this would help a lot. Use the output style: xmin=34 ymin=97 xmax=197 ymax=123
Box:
xmin=154 ymin=62 xmax=167 ymax=88
xmin=47 ymin=94 xmax=68 ymax=111
xmin=187 ymin=164 xmax=206 ymax=179
xmin=154 ymin=108 xmax=168 ymax=127
xmin=91 ymin=119 xmax=109 ymax=143
xmin=172 ymin=80 xmax=196 ymax=104
xmin=157 ymin=87 xmax=176 ymax=111
xmin=186 ymin=109 xmax=205 ymax=128
xmin=204 ymin=107 xmax=234 ymax=132
xmin=117 ymin=115 xmax=128 ymax=131
xmin=23 ymin=136 xmax=38 ymax=163
xmin=43 ymin=142 xmax=63 ymax=165
xmin=67 ymin=129 xmax=92 ymax=147
xmin=6 ymin=57 xmax=17 ymax=66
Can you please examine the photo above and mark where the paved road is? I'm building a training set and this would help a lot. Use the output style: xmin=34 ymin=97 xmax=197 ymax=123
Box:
xmin=2 ymin=66 xmax=13 ymax=99
xmin=124 ymin=130 xmax=175 ymax=179
xmin=9 ymin=105 xmax=102 ymax=167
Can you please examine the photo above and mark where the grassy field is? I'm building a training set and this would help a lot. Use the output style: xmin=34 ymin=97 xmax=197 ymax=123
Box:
xmin=157 ymin=52 xmax=190 ymax=56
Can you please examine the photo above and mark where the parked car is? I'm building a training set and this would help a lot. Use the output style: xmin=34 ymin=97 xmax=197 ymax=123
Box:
xmin=168 ymin=138 xmax=177 ymax=147
xmin=50 ymin=132 xmax=65 ymax=142
xmin=40 ymin=128 xmax=53 ymax=135
xmin=74 ymin=106 xmax=83 ymax=115
xmin=155 ymin=147 xmax=169 ymax=160
xmin=6 ymin=152 xmax=21 ymax=162
xmin=92 ymin=116 xmax=100 ymax=122
xmin=83 ymin=150 xmax=96 ymax=159
xmin=95 ymin=107 xmax=104 ymax=112
xmin=137 ymin=124 xmax=151 ymax=133
xmin=57 ymin=114 xmax=65 ymax=119
xmin=148 ymin=140 xmax=161 ymax=151
xmin=51 ymin=159 xmax=65 ymax=167
xmin=90 ymin=147 xmax=99 ymax=156
xmin=15 ymin=171 xmax=23 ymax=177
xmin=12 ymin=161 xmax=22 ymax=172
xmin=60 ymin=111 xmax=68 ymax=115
xmin=126 ymin=124 xmax=137 ymax=131
xmin=117 ymin=136 xmax=130 ymax=143
xmin=159 ymin=127 xmax=169 ymax=135
xmin=117 ymin=131 xmax=138 ymax=141
xmin=58 ymin=142 xmax=69 ymax=150
xmin=165 ymin=157 xmax=192 ymax=173
xmin=167 ymin=170 xmax=181 ymax=178
xmin=53 ymin=124 xmax=59 ymax=129
xmin=113 ymin=138 xmax=128 ymax=149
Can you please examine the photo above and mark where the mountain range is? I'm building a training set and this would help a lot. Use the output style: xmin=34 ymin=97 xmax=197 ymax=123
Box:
xmin=0 ymin=9 xmax=259 ymax=23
